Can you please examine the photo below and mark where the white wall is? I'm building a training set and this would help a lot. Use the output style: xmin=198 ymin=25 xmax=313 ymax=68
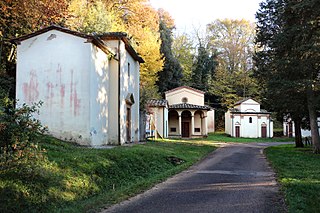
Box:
xmin=16 ymin=30 xmax=92 ymax=145
xmin=89 ymin=45 xmax=110 ymax=146
xmin=207 ymin=110 xmax=215 ymax=133
xmin=225 ymin=113 xmax=273 ymax=138
xmin=166 ymin=88 xmax=204 ymax=105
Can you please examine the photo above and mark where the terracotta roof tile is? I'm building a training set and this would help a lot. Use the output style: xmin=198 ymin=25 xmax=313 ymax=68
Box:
xmin=169 ymin=103 xmax=211 ymax=110
xmin=147 ymin=99 xmax=168 ymax=107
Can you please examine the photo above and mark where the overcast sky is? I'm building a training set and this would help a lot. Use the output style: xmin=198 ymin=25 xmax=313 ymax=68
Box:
xmin=149 ymin=0 xmax=262 ymax=33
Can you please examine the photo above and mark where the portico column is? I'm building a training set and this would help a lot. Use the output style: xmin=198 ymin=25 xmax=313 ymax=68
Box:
xmin=204 ymin=115 xmax=208 ymax=135
xmin=178 ymin=111 xmax=182 ymax=137
xmin=191 ymin=111 xmax=195 ymax=136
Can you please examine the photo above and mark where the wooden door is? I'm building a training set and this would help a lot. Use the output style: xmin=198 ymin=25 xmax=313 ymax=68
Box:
xmin=235 ymin=126 xmax=240 ymax=138
xmin=261 ymin=126 xmax=267 ymax=138
xmin=182 ymin=122 xmax=189 ymax=137
xmin=126 ymin=107 xmax=131 ymax=142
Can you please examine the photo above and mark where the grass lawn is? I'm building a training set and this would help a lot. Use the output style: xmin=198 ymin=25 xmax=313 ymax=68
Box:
xmin=0 ymin=136 xmax=216 ymax=213
xmin=170 ymin=132 xmax=294 ymax=143
xmin=266 ymin=145 xmax=320 ymax=213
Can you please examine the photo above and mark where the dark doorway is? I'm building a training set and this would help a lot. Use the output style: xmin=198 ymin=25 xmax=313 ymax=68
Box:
xmin=261 ymin=126 xmax=267 ymax=138
xmin=182 ymin=122 xmax=190 ymax=137
xmin=126 ymin=107 xmax=131 ymax=142
xmin=288 ymin=122 xmax=293 ymax=137
xmin=235 ymin=126 xmax=240 ymax=137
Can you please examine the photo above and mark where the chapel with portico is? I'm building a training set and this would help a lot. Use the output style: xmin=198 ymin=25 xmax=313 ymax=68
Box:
xmin=147 ymin=86 xmax=215 ymax=139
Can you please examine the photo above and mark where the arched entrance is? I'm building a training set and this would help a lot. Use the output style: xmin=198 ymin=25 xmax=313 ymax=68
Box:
xmin=181 ymin=110 xmax=191 ymax=137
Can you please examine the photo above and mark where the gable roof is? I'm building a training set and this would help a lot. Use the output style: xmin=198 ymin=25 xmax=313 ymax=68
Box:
xmin=234 ymin=97 xmax=259 ymax=106
xmin=11 ymin=25 xmax=144 ymax=63
xmin=165 ymin=86 xmax=205 ymax=95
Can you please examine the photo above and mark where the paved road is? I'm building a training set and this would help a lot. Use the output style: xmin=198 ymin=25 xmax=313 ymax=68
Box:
xmin=103 ymin=142 xmax=289 ymax=213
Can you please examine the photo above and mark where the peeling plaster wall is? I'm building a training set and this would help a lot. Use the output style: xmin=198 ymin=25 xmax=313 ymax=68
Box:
xmin=16 ymin=30 xmax=91 ymax=145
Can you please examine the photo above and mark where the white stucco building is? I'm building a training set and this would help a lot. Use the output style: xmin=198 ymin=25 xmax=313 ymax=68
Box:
xmin=225 ymin=98 xmax=273 ymax=138
xmin=12 ymin=25 xmax=144 ymax=146
xmin=283 ymin=117 xmax=320 ymax=137
xmin=147 ymin=86 xmax=215 ymax=139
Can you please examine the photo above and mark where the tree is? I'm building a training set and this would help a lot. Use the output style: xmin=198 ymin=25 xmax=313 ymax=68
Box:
xmin=207 ymin=19 xmax=258 ymax=108
xmin=172 ymin=33 xmax=194 ymax=86
xmin=255 ymin=0 xmax=320 ymax=150
xmin=0 ymin=0 xmax=69 ymax=98
xmin=157 ymin=9 xmax=183 ymax=94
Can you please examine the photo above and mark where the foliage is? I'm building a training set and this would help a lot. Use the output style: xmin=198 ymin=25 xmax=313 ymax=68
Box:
xmin=207 ymin=19 xmax=258 ymax=109
xmin=157 ymin=9 xmax=183 ymax=94
xmin=0 ymin=136 xmax=215 ymax=213
xmin=266 ymin=145 xmax=320 ymax=212
xmin=172 ymin=33 xmax=194 ymax=85
xmin=254 ymin=0 xmax=320 ymax=151
xmin=0 ymin=98 xmax=47 ymax=169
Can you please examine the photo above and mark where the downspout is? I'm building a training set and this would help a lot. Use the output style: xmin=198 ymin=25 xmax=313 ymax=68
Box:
xmin=118 ymin=40 xmax=121 ymax=145
xmin=163 ymin=107 xmax=165 ymax=138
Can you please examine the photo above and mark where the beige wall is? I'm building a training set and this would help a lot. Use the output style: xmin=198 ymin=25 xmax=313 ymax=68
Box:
xmin=166 ymin=88 xmax=204 ymax=105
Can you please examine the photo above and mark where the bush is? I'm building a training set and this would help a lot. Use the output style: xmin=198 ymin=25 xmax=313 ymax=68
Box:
xmin=273 ymin=129 xmax=284 ymax=137
xmin=0 ymin=97 xmax=47 ymax=171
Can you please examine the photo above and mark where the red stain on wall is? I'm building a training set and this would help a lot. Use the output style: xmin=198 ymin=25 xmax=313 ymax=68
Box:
xmin=57 ymin=65 xmax=65 ymax=107
xmin=22 ymin=70 xmax=39 ymax=104
xmin=69 ymin=70 xmax=81 ymax=116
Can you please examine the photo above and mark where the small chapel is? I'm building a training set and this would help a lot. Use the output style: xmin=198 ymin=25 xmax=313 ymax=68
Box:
xmin=147 ymin=86 xmax=215 ymax=139
xmin=225 ymin=98 xmax=273 ymax=138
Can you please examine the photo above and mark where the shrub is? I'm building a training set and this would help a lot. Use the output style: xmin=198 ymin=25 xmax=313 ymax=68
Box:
xmin=0 ymin=97 xmax=47 ymax=171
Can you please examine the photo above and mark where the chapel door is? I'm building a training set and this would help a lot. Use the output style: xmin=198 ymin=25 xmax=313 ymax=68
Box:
xmin=261 ymin=126 xmax=267 ymax=138
xmin=235 ymin=126 xmax=240 ymax=137
xmin=126 ymin=107 xmax=131 ymax=142
xmin=182 ymin=122 xmax=190 ymax=137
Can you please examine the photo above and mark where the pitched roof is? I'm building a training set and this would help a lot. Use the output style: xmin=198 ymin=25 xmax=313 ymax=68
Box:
xmin=11 ymin=25 xmax=144 ymax=63
xmin=147 ymin=99 xmax=168 ymax=107
xmin=234 ymin=97 xmax=259 ymax=106
xmin=229 ymin=108 xmax=270 ymax=114
xmin=165 ymin=86 xmax=205 ymax=95
xmin=169 ymin=103 xmax=211 ymax=110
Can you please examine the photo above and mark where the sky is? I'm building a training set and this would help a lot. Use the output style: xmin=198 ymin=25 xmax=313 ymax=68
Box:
xmin=149 ymin=0 xmax=262 ymax=33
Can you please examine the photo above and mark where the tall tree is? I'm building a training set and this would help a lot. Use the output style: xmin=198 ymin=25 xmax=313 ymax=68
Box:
xmin=207 ymin=19 xmax=258 ymax=108
xmin=255 ymin=0 xmax=320 ymax=150
xmin=172 ymin=33 xmax=194 ymax=86
xmin=157 ymin=9 xmax=183 ymax=94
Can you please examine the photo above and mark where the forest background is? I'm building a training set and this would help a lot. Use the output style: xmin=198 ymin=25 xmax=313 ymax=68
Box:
xmin=0 ymin=0 xmax=260 ymax=130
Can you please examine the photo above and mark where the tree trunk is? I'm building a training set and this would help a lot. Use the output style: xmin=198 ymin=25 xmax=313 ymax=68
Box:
xmin=293 ymin=117 xmax=304 ymax=147
xmin=306 ymin=86 xmax=320 ymax=153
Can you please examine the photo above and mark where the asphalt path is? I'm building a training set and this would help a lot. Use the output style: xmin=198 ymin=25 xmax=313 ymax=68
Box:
xmin=103 ymin=142 xmax=290 ymax=213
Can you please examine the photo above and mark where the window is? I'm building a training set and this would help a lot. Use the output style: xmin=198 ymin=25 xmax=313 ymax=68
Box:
xmin=128 ymin=62 xmax=131 ymax=77
xmin=170 ymin=127 xmax=176 ymax=132
xmin=182 ymin=97 xmax=188 ymax=103
xmin=249 ymin=117 xmax=252 ymax=123
xmin=195 ymin=128 xmax=201 ymax=132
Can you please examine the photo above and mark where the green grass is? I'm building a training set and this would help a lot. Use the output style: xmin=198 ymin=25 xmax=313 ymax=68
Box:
xmin=0 ymin=136 xmax=216 ymax=213
xmin=200 ymin=132 xmax=294 ymax=143
xmin=266 ymin=145 xmax=320 ymax=213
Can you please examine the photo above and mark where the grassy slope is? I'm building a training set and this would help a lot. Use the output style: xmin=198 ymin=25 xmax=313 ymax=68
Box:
xmin=0 ymin=136 xmax=215 ymax=213
xmin=266 ymin=145 xmax=320 ymax=213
